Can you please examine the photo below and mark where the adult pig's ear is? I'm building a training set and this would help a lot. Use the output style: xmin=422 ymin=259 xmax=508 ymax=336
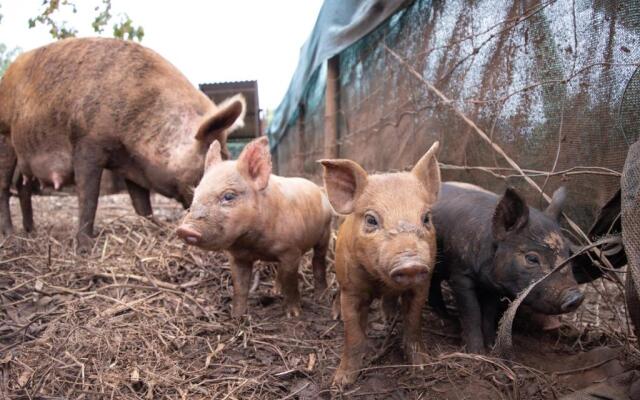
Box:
xmin=544 ymin=186 xmax=567 ymax=221
xmin=204 ymin=140 xmax=223 ymax=171
xmin=318 ymin=159 xmax=368 ymax=215
xmin=412 ymin=141 xmax=441 ymax=198
xmin=237 ymin=136 xmax=271 ymax=191
xmin=493 ymin=187 xmax=529 ymax=241
xmin=196 ymin=94 xmax=246 ymax=159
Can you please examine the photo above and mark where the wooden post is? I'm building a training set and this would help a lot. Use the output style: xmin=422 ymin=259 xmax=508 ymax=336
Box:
xmin=296 ymin=104 xmax=306 ymax=175
xmin=324 ymin=55 xmax=340 ymax=159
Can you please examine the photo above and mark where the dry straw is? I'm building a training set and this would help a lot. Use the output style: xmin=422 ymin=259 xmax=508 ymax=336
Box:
xmin=0 ymin=194 xmax=637 ymax=399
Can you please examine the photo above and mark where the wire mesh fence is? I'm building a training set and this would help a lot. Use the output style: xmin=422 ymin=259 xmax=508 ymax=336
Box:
xmin=269 ymin=0 xmax=640 ymax=232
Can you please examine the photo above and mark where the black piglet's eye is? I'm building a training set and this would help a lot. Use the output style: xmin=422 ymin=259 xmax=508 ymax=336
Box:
xmin=525 ymin=254 xmax=540 ymax=265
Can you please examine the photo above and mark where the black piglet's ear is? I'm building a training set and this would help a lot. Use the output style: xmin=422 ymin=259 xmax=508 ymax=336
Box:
xmin=492 ymin=187 xmax=529 ymax=241
xmin=544 ymin=186 xmax=567 ymax=221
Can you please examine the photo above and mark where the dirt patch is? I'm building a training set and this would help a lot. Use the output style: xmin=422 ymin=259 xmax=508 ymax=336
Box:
xmin=1 ymin=194 xmax=638 ymax=399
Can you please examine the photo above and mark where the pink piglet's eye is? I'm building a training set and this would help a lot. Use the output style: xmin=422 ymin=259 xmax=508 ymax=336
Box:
xmin=222 ymin=192 xmax=237 ymax=203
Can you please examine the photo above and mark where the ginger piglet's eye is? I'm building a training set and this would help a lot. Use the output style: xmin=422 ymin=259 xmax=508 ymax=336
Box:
xmin=364 ymin=213 xmax=379 ymax=228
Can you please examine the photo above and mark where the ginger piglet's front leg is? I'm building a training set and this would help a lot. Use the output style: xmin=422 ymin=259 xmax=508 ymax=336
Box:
xmin=333 ymin=290 xmax=371 ymax=387
xmin=401 ymin=287 xmax=429 ymax=366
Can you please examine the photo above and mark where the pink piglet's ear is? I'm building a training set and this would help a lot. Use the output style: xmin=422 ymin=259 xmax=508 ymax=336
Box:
xmin=204 ymin=140 xmax=223 ymax=170
xmin=237 ymin=136 xmax=272 ymax=191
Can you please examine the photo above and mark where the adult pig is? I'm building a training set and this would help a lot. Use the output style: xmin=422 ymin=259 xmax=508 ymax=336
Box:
xmin=177 ymin=136 xmax=332 ymax=318
xmin=429 ymin=182 xmax=584 ymax=353
xmin=0 ymin=38 xmax=245 ymax=245
xmin=321 ymin=142 xmax=440 ymax=387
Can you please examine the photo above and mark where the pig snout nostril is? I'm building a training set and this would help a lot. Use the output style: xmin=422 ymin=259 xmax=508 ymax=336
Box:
xmin=177 ymin=225 xmax=202 ymax=245
xmin=389 ymin=264 xmax=430 ymax=285
xmin=560 ymin=290 xmax=584 ymax=312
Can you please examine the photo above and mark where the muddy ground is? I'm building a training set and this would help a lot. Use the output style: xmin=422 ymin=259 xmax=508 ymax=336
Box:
xmin=1 ymin=194 xmax=638 ymax=399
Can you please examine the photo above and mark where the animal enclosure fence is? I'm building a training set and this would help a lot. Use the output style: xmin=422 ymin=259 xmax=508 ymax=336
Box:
xmin=267 ymin=0 xmax=640 ymax=232
xmin=267 ymin=0 xmax=640 ymax=359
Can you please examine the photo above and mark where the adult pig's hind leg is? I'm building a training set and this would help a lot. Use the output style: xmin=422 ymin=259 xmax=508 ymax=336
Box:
xmin=0 ymin=138 xmax=16 ymax=235
xmin=15 ymin=174 xmax=35 ymax=232
xmin=73 ymin=141 xmax=106 ymax=250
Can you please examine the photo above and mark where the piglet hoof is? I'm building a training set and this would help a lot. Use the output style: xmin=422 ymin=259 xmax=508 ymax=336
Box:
xmin=144 ymin=215 xmax=160 ymax=226
xmin=0 ymin=226 xmax=14 ymax=237
xmin=464 ymin=342 xmax=487 ymax=355
xmin=331 ymin=296 xmax=341 ymax=320
xmin=271 ymin=282 xmax=282 ymax=296
xmin=75 ymin=234 xmax=94 ymax=255
xmin=332 ymin=367 xmax=357 ymax=388
xmin=231 ymin=303 xmax=248 ymax=320
xmin=0 ymin=221 xmax=13 ymax=237
xmin=382 ymin=306 xmax=398 ymax=326
xmin=406 ymin=345 xmax=429 ymax=369
xmin=285 ymin=302 xmax=302 ymax=318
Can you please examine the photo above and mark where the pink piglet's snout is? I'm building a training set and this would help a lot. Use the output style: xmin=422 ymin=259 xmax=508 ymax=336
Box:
xmin=177 ymin=224 xmax=202 ymax=245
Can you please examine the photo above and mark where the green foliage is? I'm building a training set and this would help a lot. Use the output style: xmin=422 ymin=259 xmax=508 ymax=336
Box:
xmin=112 ymin=14 xmax=144 ymax=41
xmin=28 ymin=0 xmax=143 ymax=41
xmin=28 ymin=0 xmax=78 ymax=39
xmin=0 ymin=43 xmax=22 ymax=77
